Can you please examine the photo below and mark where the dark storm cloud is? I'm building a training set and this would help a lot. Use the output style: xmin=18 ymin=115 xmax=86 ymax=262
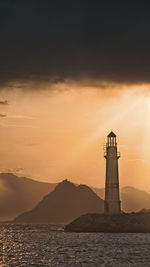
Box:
xmin=1 ymin=0 xmax=150 ymax=87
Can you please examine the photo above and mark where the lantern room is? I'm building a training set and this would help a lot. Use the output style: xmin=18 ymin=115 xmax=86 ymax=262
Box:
xmin=107 ymin=131 xmax=117 ymax=147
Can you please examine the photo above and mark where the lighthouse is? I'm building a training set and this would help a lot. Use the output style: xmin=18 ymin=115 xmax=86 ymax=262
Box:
xmin=104 ymin=131 xmax=121 ymax=215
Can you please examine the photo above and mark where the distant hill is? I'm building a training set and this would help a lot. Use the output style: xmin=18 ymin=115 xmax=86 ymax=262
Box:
xmin=92 ymin=187 xmax=105 ymax=199
xmin=92 ymin=186 xmax=150 ymax=213
xmin=1 ymin=172 xmax=150 ymax=221
xmin=121 ymin=186 xmax=150 ymax=212
xmin=0 ymin=173 xmax=57 ymax=221
xmin=15 ymin=180 xmax=104 ymax=224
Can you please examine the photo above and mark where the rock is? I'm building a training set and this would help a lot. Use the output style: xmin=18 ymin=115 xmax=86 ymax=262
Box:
xmin=65 ymin=212 xmax=150 ymax=233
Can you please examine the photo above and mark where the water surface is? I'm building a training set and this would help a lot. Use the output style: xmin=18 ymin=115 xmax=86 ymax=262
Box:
xmin=0 ymin=224 xmax=150 ymax=266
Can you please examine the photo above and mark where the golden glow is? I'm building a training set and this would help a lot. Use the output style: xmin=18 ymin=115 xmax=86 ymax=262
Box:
xmin=0 ymin=82 xmax=150 ymax=192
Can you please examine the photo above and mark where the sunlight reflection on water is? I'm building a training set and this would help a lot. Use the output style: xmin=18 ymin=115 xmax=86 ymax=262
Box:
xmin=0 ymin=224 xmax=150 ymax=266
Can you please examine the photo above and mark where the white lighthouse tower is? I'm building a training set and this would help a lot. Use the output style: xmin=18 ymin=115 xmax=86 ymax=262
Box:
xmin=104 ymin=131 xmax=121 ymax=215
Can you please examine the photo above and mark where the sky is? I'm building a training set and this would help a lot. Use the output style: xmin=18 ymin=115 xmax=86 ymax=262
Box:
xmin=0 ymin=1 xmax=150 ymax=191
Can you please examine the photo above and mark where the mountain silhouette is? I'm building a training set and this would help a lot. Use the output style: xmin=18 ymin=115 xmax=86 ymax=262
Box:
xmin=121 ymin=186 xmax=150 ymax=212
xmin=0 ymin=173 xmax=57 ymax=221
xmin=15 ymin=180 xmax=104 ymax=224
xmin=92 ymin=186 xmax=150 ymax=213
xmin=1 ymin=173 xmax=150 ymax=221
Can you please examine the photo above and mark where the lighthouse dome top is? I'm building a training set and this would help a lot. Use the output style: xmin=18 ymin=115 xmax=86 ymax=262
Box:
xmin=107 ymin=131 xmax=116 ymax=137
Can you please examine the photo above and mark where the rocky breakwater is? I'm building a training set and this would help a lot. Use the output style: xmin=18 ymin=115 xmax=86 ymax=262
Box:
xmin=65 ymin=211 xmax=150 ymax=232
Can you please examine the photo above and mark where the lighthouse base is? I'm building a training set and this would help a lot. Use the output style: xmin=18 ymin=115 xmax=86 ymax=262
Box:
xmin=104 ymin=200 xmax=121 ymax=215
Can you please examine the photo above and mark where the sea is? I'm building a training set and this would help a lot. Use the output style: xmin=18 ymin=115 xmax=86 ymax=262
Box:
xmin=0 ymin=224 xmax=150 ymax=267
